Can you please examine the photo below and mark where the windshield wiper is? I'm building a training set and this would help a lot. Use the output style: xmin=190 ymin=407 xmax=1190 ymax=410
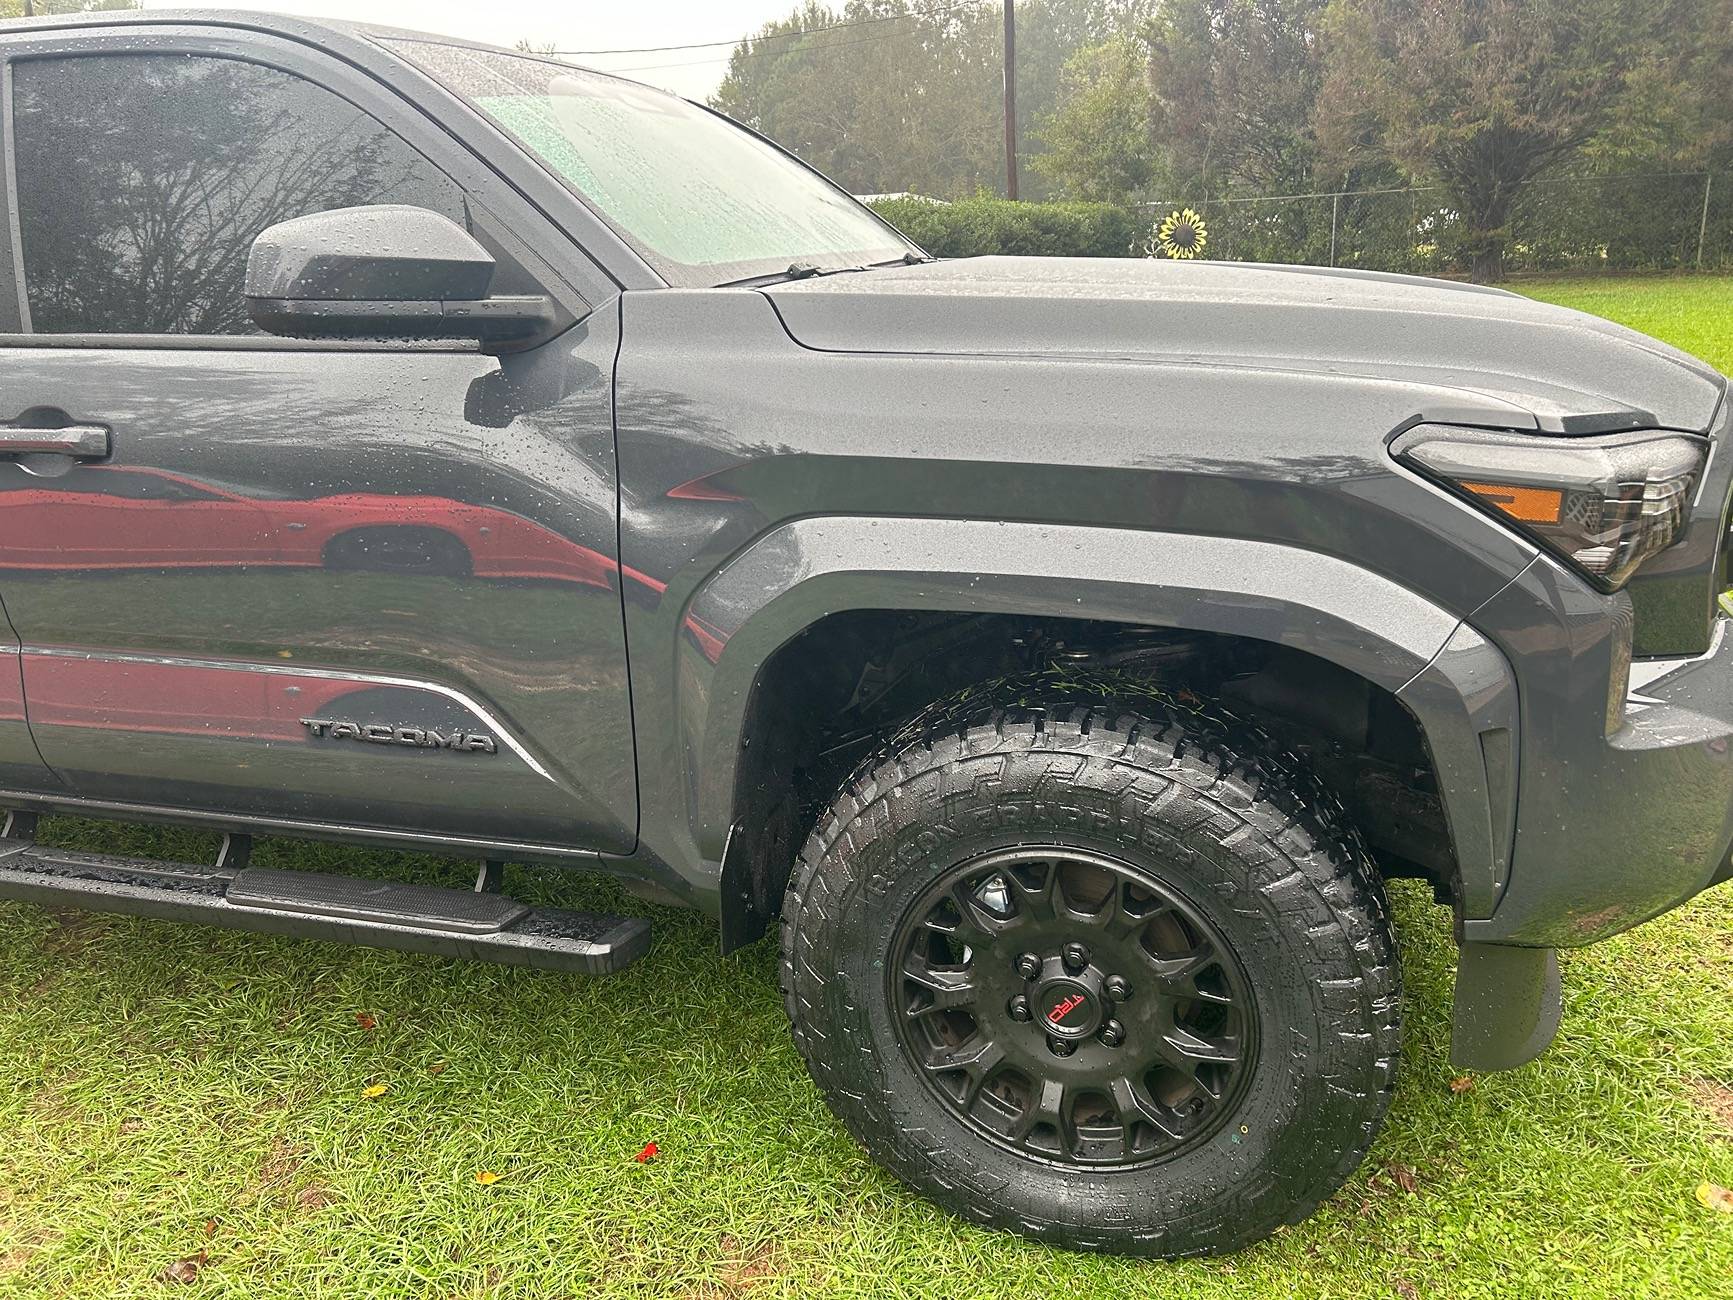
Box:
xmin=717 ymin=253 xmax=930 ymax=288
xmin=717 ymin=261 xmax=852 ymax=288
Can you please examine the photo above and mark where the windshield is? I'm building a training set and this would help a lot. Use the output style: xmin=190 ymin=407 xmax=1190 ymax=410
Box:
xmin=383 ymin=39 xmax=920 ymax=287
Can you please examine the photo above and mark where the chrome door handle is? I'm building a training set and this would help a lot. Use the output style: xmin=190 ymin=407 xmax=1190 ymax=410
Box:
xmin=0 ymin=424 xmax=111 ymax=458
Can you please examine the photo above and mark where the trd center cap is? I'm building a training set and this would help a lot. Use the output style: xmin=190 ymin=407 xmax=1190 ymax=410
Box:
xmin=1034 ymin=977 xmax=1101 ymax=1039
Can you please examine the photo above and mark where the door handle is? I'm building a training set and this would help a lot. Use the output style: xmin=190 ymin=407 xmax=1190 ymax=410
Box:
xmin=0 ymin=423 xmax=111 ymax=458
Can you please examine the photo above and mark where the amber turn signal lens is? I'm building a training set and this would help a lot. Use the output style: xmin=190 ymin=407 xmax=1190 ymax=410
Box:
xmin=1393 ymin=424 xmax=1709 ymax=591
xmin=1460 ymin=482 xmax=1564 ymax=525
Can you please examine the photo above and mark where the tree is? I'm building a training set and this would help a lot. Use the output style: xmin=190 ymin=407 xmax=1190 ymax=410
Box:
xmin=711 ymin=1 xmax=1002 ymax=198
xmin=0 ymin=0 xmax=138 ymax=15
xmin=710 ymin=1 xmax=1153 ymax=199
xmin=1003 ymin=0 xmax=1157 ymax=196
xmin=19 ymin=55 xmax=444 ymax=333
xmin=1031 ymin=35 xmax=1159 ymax=200
xmin=1318 ymin=0 xmax=1720 ymax=281
xmin=1145 ymin=0 xmax=1336 ymax=196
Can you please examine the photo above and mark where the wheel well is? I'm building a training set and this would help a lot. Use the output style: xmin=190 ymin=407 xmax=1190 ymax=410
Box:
xmin=725 ymin=611 xmax=1456 ymax=945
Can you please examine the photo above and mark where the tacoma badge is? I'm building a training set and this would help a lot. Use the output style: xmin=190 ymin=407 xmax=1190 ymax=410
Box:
xmin=299 ymin=717 xmax=497 ymax=754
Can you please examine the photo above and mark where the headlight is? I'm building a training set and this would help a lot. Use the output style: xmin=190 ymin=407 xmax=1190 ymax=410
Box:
xmin=1392 ymin=424 xmax=1709 ymax=591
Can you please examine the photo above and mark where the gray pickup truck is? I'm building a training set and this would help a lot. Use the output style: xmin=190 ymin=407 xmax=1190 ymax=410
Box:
xmin=0 ymin=8 xmax=1728 ymax=1258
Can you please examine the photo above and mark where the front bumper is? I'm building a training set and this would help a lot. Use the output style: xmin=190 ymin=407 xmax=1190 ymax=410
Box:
xmin=1464 ymin=593 xmax=1733 ymax=947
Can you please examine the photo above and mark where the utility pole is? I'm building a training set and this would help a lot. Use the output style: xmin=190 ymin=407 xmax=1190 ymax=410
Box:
xmin=1002 ymin=0 xmax=1018 ymax=200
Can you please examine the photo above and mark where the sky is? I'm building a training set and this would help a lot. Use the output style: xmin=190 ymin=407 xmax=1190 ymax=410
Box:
xmin=137 ymin=0 xmax=803 ymax=99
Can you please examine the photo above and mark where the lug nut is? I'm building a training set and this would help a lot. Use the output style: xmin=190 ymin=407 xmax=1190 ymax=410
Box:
xmin=1104 ymin=975 xmax=1132 ymax=1002
xmin=1062 ymin=941 xmax=1090 ymax=972
xmin=1048 ymin=1038 xmax=1076 ymax=1058
xmin=1014 ymin=952 xmax=1042 ymax=980
xmin=1008 ymin=995 xmax=1031 ymax=1022
xmin=1099 ymin=1018 xmax=1126 ymax=1047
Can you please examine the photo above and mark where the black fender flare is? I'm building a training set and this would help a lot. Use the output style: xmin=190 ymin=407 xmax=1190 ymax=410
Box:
xmin=673 ymin=517 xmax=1520 ymax=919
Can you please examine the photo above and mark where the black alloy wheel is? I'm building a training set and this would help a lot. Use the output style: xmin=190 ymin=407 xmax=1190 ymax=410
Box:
xmin=890 ymin=846 xmax=1256 ymax=1167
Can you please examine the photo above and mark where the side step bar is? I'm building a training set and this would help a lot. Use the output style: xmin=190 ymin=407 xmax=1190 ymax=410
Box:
xmin=0 ymin=842 xmax=650 ymax=974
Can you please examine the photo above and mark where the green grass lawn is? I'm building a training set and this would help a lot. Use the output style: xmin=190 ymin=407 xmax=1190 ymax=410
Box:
xmin=1 ymin=274 xmax=1731 ymax=1298
xmin=1519 ymin=273 xmax=1733 ymax=375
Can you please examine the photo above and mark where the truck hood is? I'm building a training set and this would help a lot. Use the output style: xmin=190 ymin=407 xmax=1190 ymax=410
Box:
xmin=766 ymin=256 xmax=1727 ymax=432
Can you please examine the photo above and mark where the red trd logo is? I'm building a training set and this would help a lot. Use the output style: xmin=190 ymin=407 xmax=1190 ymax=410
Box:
xmin=1047 ymin=993 xmax=1087 ymax=1025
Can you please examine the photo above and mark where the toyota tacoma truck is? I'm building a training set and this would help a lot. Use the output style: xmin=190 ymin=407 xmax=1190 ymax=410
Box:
xmin=0 ymin=8 xmax=1728 ymax=1259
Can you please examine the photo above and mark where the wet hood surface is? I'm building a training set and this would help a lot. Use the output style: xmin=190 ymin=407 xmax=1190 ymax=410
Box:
xmin=766 ymin=256 xmax=1727 ymax=432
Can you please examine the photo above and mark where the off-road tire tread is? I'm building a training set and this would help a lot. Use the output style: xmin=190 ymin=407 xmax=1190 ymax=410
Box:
xmin=779 ymin=694 xmax=1400 ymax=1257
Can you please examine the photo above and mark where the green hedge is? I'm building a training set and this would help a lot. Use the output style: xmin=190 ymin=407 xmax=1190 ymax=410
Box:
xmin=868 ymin=196 xmax=1144 ymax=259
xmin=866 ymin=183 xmax=1732 ymax=275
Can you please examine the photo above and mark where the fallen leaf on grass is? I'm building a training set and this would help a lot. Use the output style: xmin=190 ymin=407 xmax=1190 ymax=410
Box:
xmin=474 ymin=1171 xmax=503 ymax=1186
xmin=634 ymin=1141 xmax=659 ymax=1163
xmin=202 ymin=1219 xmax=218 ymax=1239
xmin=1449 ymin=1075 xmax=1475 ymax=1095
xmin=354 ymin=1012 xmax=377 ymax=1031
xmin=1691 ymin=1078 xmax=1733 ymax=1139
xmin=1394 ymin=1282 xmax=1422 ymax=1300
xmin=294 ymin=1185 xmax=332 ymax=1212
xmin=1384 ymin=1162 xmax=1419 ymax=1194
xmin=159 ymin=1253 xmax=206 ymax=1284
xmin=427 ymin=1061 xmax=448 ymax=1076
xmin=717 ymin=1236 xmax=783 ymax=1290
xmin=1697 ymin=1181 xmax=1733 ymax=1213
xmin=360 ymin=1082 xmax=388 ymax=1099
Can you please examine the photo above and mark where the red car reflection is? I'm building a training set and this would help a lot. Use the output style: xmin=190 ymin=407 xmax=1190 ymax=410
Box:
xmin=0 ymin=465 xmax=617 ymax=586
xmin=0 ymin=466 xmax=732 ymax=664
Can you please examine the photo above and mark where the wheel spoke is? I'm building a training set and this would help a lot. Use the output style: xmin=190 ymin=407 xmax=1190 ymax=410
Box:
xmin=1146 ymin=946 xmax=1219 ymax=996
xmin=1108 ymin=1073 xmax=1186 ymax=1142
xmin=919 ymin=910 xmax=961 ymax=937
xmin=901 ymin=952 xmax=977 ymax=1015
xmin=1079 ymin=884 xmax=1166 ymax=941
xmin=923 ymin=1037 xmax=1006 ymax=1106
xmin=1006 ymin=861 xmax=1059 ymax=924
xmin=1008 ymin=1077 xmax=1072 ymax=1156
xmin=949 ymin=879 xmax=1020 ymax=939
xmin=1155 ymin=1026 xmax=1241 ymax=1073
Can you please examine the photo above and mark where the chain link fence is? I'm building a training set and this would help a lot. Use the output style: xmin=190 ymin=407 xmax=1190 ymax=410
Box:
xmin=1141 ymin=171 xmax=1730 ymax=276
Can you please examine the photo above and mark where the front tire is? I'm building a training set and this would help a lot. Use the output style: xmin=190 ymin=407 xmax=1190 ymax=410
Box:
xmin=780 ymin=699 xmax=1399 ymax=1257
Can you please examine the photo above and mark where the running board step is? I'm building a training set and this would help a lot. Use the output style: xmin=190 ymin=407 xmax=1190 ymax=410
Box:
xmin=0 ymin=844 xmax=649 ymax=974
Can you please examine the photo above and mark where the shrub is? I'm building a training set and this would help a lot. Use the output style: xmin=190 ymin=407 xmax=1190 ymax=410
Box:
xmin=868 ymin=196 xmax=1143 ymax=259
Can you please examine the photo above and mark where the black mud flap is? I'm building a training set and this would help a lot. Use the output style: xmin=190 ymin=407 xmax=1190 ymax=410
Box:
xmin=1450 ymin=941 xmax=1563 ymax=1071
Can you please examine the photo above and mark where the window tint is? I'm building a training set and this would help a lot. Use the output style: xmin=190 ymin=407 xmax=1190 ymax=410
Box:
xmin=12 ymin=54 xmax=466 ymax=335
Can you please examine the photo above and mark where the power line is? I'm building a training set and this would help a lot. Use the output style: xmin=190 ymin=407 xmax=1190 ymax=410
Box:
xmin=611 ymin=28 xmax=931 ymax=75
xmin=556 ymin=1 xmax=983 ymax=58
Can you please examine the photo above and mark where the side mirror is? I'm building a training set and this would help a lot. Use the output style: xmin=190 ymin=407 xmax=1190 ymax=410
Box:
xmin=245 ymin=205 xmax=554 ymax=346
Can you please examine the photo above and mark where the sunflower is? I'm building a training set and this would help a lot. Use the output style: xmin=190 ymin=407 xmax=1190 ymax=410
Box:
xmin=1150 ymin=207 xmax=1208 ymax=259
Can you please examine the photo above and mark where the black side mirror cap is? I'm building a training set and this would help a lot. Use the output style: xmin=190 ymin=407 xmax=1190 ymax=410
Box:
xmin=245 ymin=205 xmax=556 ymax=347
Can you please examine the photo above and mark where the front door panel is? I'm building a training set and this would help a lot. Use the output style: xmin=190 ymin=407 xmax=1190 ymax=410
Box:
xmin=0 ymin=603 xmax=46 ymax=792
xmin=0 ymin=317 xmax=637 ymax=852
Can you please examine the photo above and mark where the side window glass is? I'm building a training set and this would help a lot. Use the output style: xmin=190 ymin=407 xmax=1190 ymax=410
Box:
xmin=12 ymin=53 xmax=467 ymax=336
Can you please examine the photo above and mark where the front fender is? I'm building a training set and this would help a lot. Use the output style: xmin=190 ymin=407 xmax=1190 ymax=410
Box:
xmin=673 ymin=517 xmax=1518 ymax=918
